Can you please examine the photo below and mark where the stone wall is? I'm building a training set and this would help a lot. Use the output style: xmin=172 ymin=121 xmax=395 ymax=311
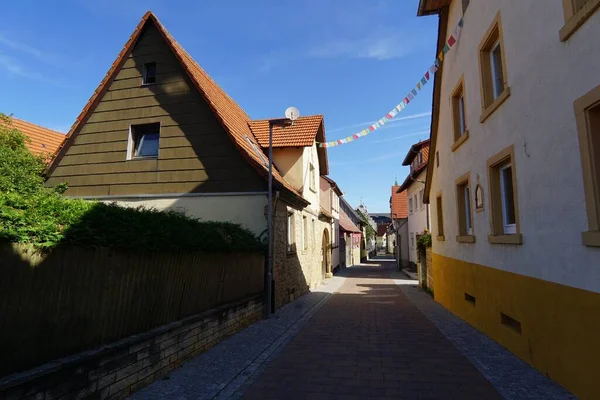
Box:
xmin=418 ymin=248 xmax=434 ymax=293
xmin=0 ymin=296 xmax=262 ymax=400
xmin=272 ymin=199 xmax=328 ymax=309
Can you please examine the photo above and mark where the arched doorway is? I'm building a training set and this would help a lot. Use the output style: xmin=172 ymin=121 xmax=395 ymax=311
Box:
xmin=322 ymin=228 xmax=332 ymax=279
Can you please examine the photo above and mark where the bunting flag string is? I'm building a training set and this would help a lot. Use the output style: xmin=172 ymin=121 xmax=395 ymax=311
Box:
xmin=319 ymin=17 xmax=464 ymax=148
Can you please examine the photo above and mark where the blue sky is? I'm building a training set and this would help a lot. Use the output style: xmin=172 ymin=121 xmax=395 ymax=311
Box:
xmin=0 ymin=0 xmax=438 ymax=212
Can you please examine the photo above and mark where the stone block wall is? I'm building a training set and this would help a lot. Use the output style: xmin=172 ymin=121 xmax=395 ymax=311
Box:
xmin=0 ymin=296 xmax=262 ymax=400
xmin=272 ymin=200 xmax=328 ymax=309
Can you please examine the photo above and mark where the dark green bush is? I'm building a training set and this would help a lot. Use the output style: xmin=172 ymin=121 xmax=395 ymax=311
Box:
xmin=0 ymin=114 xmax=264 ymax=252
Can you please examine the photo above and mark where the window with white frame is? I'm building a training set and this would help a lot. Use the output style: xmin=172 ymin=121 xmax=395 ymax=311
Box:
xmin=488 ymin=145 xmax=521 ymax=242
xmin=420 ymin=189 xmax=425 ymax=210
xmin=287 ymin=212 xmax=296 ymax=253
xmin=414 ymin=194 xmax=418 ymax=212
xmin=456 ymin=175 xmax=474 ymax=238
xmin=409 ymin=198 xmax=413 ymax=214
xmin=128 ymin=123 xmax=160 ymax=159
xmin=499 ymin=163 xmax=516 ymax=234
xmin=489 ymin=40 xmax=504 ymax=100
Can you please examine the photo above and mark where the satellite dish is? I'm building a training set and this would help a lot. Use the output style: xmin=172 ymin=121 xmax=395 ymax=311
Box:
xmin=285 ymin=106 xmax=300 ymax=122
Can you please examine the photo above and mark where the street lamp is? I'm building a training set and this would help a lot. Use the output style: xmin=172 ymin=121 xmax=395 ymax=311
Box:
xmin=264 ymin=117 xmax=290 ymax=319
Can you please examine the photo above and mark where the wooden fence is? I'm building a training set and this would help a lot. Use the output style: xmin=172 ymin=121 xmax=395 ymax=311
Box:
xmin=0 ymin=244 xmax=264 ymax=377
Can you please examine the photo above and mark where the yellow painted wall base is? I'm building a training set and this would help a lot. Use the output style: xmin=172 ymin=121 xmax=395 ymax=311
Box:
xmin=432 ymin=253 xmax=600 ymax=400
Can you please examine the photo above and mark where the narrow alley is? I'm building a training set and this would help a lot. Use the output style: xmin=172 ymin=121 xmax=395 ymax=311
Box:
xmin=131 ymin=260 xmax=572 ymax=400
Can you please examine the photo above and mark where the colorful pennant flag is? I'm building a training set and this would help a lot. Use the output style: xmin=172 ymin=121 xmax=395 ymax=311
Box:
xmin=318 ymin=18 xmax=464 ymax=148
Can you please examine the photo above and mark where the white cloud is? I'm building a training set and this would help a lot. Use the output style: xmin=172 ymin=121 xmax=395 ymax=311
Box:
xmin=328 ymin=111 xmax=431 ymax=133
xmin=309 ymin=33 xmax=411 ymax=61
xmin=0 ymin=53 xmax=72 ymax=88
xmin=0 ymin=35 xmax=44 ymax=59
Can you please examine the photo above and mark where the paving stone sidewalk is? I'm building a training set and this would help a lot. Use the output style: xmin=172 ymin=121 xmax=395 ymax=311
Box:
xmin=129 ymin=274 xmax=346 ymax=399
xmin=242 ymin=260 xmax=503 ymax=399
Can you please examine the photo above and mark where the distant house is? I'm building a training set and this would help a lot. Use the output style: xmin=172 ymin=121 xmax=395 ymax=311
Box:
xmin=390 ymin=184 xmax=408 ymax=268
xmin=2 ymin=117 xmax=65 ymax=157
xmin=44 ymin=11 xmax=332 ymax=310
xmin=320 ymin=176 xmax=343 ymax=274
xmin=399 ymin=139 xmax=431 ymax=267
xmin=376 ymin=223 xmax=390 ymax=250
xmin=339 ymin=197 xmax=362 ymax=267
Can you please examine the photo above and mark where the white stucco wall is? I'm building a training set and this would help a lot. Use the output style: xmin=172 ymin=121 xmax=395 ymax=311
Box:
xmin=300 ymin=144 xmax=320 ymax=215
xmin=104 ymin=194 xmax=268 ymax=236
xmin=429 ymin=0 xmax=600 ymax=293
xmin=407 ymin=169 xmax=430 ymax=263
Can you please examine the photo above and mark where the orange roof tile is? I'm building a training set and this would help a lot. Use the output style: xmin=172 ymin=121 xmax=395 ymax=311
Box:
xmin=249 ymin=115 xmax=329 ymax=175
xmin=391 ymin=186 xmax=408 ymax=219
xmin=250 ymin=115 xmax=323 ymax=147
xmin=3 ymin=117 xmax=65 ymax=156
xmin=46 ymin=12 xmax=307 ymax=205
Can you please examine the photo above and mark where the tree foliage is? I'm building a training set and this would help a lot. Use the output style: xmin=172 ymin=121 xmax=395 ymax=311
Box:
xmin=356 ymin=209 xmax=376 ymax=241
xmin=0 ymin=114 xmax=264 ymax=252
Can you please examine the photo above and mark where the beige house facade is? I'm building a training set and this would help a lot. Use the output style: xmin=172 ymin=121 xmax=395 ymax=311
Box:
xmin=418 ymin=0 xmax=600 ymax=398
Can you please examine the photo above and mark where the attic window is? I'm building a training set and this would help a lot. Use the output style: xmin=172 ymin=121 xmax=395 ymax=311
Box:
xmin=143 ymin=62 xmax=157 ymax=85
xmin=128 ymin=123 xmax=160 ymax=159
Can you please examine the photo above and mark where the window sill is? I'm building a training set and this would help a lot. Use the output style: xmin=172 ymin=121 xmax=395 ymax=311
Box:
xmin=128 ymin=156 xmax=158 ymax=161
xmin=451 ymin=130 xmax=470 ymax=152
xmin=437 ymin=235 xmax=445 ymax=242
xmin=582 ymin=230 xmax=600 ymax=247
xmin=559 ymin=0 xmax=600 ymax=42
xmin=456 ymin=235 xmax=476 ymax=243
xmin=141 ymin=82 xmax=157 ymax=87
xmin=287 ymin=250 xmax=297 ymax=257
xmin=480 ymin=87 xmax=511 ymax=123
xmin=488 ymin=233 xmax=523 ymax=245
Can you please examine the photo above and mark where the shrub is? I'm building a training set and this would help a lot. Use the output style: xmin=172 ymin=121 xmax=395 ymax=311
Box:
xmin=0 ymin=114 xmax=264 ymax=252
xmin=417 ymin=231 xmax=432 ymax=253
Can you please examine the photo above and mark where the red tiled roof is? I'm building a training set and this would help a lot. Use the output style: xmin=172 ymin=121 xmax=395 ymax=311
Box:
xmin=4 ymin=117 xmax=65 ymax=156
xmin=402 ymin=139 xmax=430 ymax=166
xmin=391 ymin=186 xmax=408 ymax=219
xmin=250 ymin=115 xmax=323 ymax=147
xmin=46 ymin=12 xmax=307 ymax=205
xmin=339 ymin=210 xmax=361 ymax=233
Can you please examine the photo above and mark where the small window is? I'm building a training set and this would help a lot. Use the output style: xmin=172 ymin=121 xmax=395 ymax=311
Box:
xmin=143 ymin=62 xmax=157 ymax=85
xmin=488 ymin=145 xmax=521 ymax=243
xmin=436 ymin=195 xmax=445 ymax=239
xmin=129 ymin=123 xmax=160 ymax=159
xmin=575 ymin=84 xmax=600 ymax=247
xmin=411 ymin=232 xmax=415 ymax=249
xmin=420 ymin=189 xmax=425 ymax=210
xmin=414 ymin=194 xmax=418 ymax=212
xmin=451 ymin=77 xmax=469 ymax=146
xmin=456 ymin=175 xmax=473 ymax=238
xmin=436 ymin=151 xmax=440 ymax=168
xmin=409 ymin=198 xmax=413 ymax=214
xmin=417 ymin=152 xmax=423 ymax=165
xmin=499 ymin=163 xmax=516 ymax=234
xmin=303 ymin=216 xmax=308 ymax=251
xmin=309 ymin=163 xmax=316 ymax=192
xmin=479 ymin=13 xmax=509 ymax=121
xmin=287 ymin=212 xmax=296 ymax=253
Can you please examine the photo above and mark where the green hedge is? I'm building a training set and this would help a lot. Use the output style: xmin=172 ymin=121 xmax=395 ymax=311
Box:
xmin=0 ymin=114 xmax=264 ymax=252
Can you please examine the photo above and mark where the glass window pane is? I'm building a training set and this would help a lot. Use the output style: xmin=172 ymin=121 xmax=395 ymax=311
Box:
xmin=490 ymin=42 xmax=504 ymax=99
xmin=464 ymin=185 xmax=472 ymax=233
xmin=500 ymin=165 xmax=516 ymax=226
xmin=135 ymin=133 xmax=159 ymax=157
xmin=459 ymin=95 xmax=466 ymax=134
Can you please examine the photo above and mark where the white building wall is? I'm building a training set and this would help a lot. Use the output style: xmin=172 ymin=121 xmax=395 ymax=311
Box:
xmin=103 ymin=194 xmax=267 ymax=236
xmin=429 ymin=0 xmax=600 ymax=292
xmin=407 ymin=169 xmax=430 ymax=264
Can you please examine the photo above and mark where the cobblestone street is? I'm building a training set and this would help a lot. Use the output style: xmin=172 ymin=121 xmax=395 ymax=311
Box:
xmin=131 ymin=259 xmax=573 ymax=400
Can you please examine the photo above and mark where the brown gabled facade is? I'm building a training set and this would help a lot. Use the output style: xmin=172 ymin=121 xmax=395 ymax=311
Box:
xmin=46 ymin=12 xmax=306 ymax=207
